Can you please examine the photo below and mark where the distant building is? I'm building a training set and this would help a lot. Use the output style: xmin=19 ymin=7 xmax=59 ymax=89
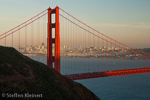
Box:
xmin=115 ymin=47 xmax=119 ymax=50
xmin=41 ymin=43 xmax=45 ymax=46
xmin=64 ymin=45 xmax=66 ymax=49
xmin=103 ymin=46 xmax=106 ymax=49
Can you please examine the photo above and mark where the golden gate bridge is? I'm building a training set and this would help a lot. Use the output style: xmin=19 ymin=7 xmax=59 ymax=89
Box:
xmin=0 ymin=6 xmax=150 ymax=80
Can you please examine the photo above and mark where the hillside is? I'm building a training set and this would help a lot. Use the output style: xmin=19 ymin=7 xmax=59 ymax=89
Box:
xmin=0 ymin=46 xmax=100 ymax=100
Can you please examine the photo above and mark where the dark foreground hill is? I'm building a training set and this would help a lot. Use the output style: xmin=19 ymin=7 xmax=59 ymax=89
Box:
xmin=0 ymin=46 xmax=100 ymax=100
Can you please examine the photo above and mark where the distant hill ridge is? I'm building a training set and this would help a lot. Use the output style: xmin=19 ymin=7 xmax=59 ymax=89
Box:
xmin=0 ymin=46 xmax=100 ymax=100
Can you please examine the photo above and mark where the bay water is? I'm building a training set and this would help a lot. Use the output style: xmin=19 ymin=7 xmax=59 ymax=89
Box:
xmin=29 ymin=56 xmax=150 ymax=100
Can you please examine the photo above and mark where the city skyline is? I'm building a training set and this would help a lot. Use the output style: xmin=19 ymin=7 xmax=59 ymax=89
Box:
xmin=19 ymin=42 xmax=150 ymax=61
xmin=0 ymin=0 xmax=150 ymax=48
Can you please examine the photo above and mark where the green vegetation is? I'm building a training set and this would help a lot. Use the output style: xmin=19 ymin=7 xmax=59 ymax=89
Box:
xmin=0 ymin=46 xmax=100 ymax=100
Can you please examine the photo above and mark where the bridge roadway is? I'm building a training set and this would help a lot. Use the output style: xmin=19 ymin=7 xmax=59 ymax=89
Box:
xmin=65 ymin=67 xmax=150 ymax=80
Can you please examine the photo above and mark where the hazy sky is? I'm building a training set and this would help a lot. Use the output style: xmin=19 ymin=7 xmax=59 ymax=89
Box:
xmin=0 ymin=0 xmax=150 ymax=48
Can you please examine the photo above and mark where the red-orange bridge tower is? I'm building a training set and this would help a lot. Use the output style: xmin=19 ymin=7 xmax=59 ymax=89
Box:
xmin=47 ymin=6 xmax=60 ymax=73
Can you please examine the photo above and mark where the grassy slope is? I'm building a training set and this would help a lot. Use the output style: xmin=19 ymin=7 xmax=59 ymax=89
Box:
xmin=0 ymin=46 xmax=100 ymax=100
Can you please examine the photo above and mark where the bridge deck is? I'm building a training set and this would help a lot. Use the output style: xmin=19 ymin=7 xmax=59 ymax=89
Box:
xmin=65 ymin=67 xmax=150 ymax=80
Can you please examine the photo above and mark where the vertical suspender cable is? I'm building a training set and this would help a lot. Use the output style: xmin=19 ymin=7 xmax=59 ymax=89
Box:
xmin=63 ymin=12 xmax=64 ymax=75
xmin=123 ymin=46 xmax=124 ymax=70
xmin=130 ymin=49 xmax=131 ymax=69
xmin=39 ymin=19 xmax=40 ymax=48
xmin=93 ymin=29 xmax=95 ymax=72
xmin=25 ymin=22 xmax=27 ymax=54
xmin=67 ymin=14 xmax=68 ymax=74
xmin=12 ymin=30 xmax=13 ymax=47
xmin=5 ymin=33 xmax=6 ymax=46
xmin=111 ymin=41 xmax=112 ymax=71
xmin=31 ymin=19 xmax=33 ymax=55
xmin=119 ymin=44 xmax=120 ymax=70
xmin=88 ymin=27 xmax=89 ymax=73
xmin=127 ymin=47 xmax=129 ymax=69
xmin=68 ymin=15 xmax=69 ymax=74
xmin=133 ymin=53 xmax=136 ymax=68
xmin=98 ymin=32 xmax=100 ymax=72
xmin=19 ymin=26 xmax=20 ymax=52
xmin=106 ymin=38 xmax=108 ymax=71
xmin=102 ymin=34 xmax=103 ymax=71
xmin=115 ymin=41 xmax=116 ymax=70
